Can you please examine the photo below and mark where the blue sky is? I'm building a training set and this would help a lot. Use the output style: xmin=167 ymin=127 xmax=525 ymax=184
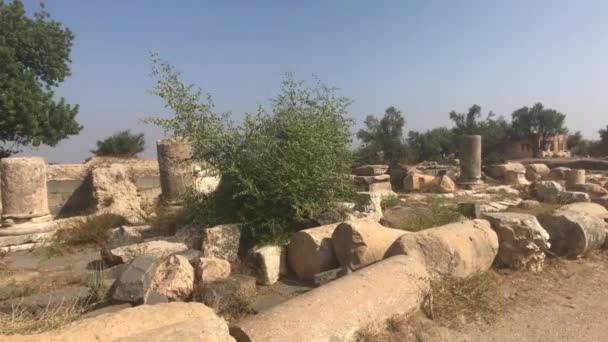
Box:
xmin=18 ymin=0 xmax=608 ymax=163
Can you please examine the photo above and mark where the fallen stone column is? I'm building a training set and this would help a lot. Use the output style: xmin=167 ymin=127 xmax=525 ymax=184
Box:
xmin=538 ymin=210 xmax=606 ymax=257
xmin=156 ymin=138 xmax=194 ymax=204
xmin=331 ymin=219 xmax=408 ymax=271
xmin=0 ymin=157 xmax=49 ymax=219
xmin=232 ymin=255 xmax=430 ymax=342
xmin=385 ymin=219 xmax=498 ymax=278
xmin=287 ymin=223 xmax=339 ymax=280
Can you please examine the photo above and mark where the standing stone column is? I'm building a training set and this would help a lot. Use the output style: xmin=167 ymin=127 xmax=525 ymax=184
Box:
xmin=458 ymin=135 xmax=484 ymax=189
xmin=566 ymin=169 xmax=585 ymax=189
xmin=157 ymin=138 xmax=194 ymax=204
xmin=0 ymin=157 xmax=50 ymax=220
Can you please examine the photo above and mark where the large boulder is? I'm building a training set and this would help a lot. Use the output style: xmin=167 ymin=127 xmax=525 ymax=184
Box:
xmin=201 ymin=224 xmax=241 ymax=262
xmin=112 ymin=256 xmax=159 ymax=303
xmin=196 ymin=275 xmax=257 ymax=314
xmin=287 ymin=223 xmax=339 ymax=280
xmin=196 ymin=257 xmax=231 ymax=285
xmin=3 ymin=302 xmax=235 ymax=342
xmin=91 ymin=164 xmax=144 ymax=225
xmin=482 ymin=212 xmax=550 ymax=272
xmin=386 ymin=219 xmax=498 ymax=278
xmin=103 ymin=241 xmax=189 ymax=265
xmin=354 ymin=164 xmax=389 ymax=176
xmin=150 ymin=255 xmax=194 ymax=301
xmin=249 ymin=245 xmax=287 ymax=285
xmin=533 ymin=181 xmax=563 ymax=203
xmin=538 ymin=210 xmax=607 ymax=257
xmin=331 ymin=219 xmax=407 ymax=271
xmin=525 ymin=164 xmax=550 ymax=181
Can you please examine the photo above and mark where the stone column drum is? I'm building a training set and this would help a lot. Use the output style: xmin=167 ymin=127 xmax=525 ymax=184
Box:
xmin=458 ymin=135 xmax=484 ymax=188
xmin=157 ymin=138 xmax=194 ymax=204
xmin=566 ymin=169 xmax=585 ymax=189
xmin=0 ymin=157 xmax=50 ymax=219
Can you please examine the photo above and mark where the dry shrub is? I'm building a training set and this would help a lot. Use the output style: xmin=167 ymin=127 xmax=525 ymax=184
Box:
xmin=56 ymin=214 xmax=126 ymax=246
xmin=427 ymin=272 xmax=502 ymax=328
xmin=0 ymin=301 xmax=88 ymax=335
xmin=0 ymin=281 xmax=37 ymax=301
xmin=355 ymin=314 xmax=414 ymax=342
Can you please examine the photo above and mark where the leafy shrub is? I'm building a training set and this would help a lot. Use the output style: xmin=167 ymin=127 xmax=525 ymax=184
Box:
xmin=146 ymin=55 xmax=354 ymax=244
xmin=91 ymin=130 xmax=145 ymax=157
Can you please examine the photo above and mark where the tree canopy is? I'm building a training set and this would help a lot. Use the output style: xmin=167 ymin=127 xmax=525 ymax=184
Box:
xmin=0 ymin=0 xmax=81 ymax=156
xmin=356 ymin=106 xmax=408 ymax=166
xmin=91 ymin=130 xmax=145 ymax=157
xmin=510 ymin=103 xmax=567 ymax=157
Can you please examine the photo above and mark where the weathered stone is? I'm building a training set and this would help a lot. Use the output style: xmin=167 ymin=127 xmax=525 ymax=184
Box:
xmin=105 ymin=226 xmax=144 ymax=249
xmin=232 ymin=255 xmax=430 ymax=342
xmin=197 ymin=274 xmax=257 ymax=313
xmin=0 ymin=231 xmax=55 ymax=247
xmin=112 ymin=256 xmax=159 ymax=303
xmin=504 ymin=170 xmax=530 ymax=185
xmin=192 ymin=164 xmax=221 ymax=194
xmin=458 ymin=135 xmax=483 ymax=188
xmin=0 ymin=220 xmax=57 ymax=237
xmin=518 ymin=199 xmax=541 ymax=210
xmin=458 ymin=202 xmax=481 ymax=219
xmin=435 ymin=175 xmax=456 ymax=193
xmin=150 ymin=255 xmax=194 ymax=301
xmin=353 ymin=191 xmax=383 ymax=220
xmin=104 ymin=240 xmax=189 ymax=265
xmin=331 ymin=219 xmax=408 ymax=271
xmin=571 ymin=183 xmax=608 ymax=198
xmin=386 ymin=219 xmax=498 ymax=278
xmin=554 ymin=202 xmax=608 ymax=221
xmin=525 ymin=163 xmax=550 ymax=181
xmin=7 ymin=303 xmax=235 ymax=342
xmin=92 ymin=164 xmax=144 ymax=225
xmin=201 ymin=224 xmax=241 ymax=262
xmin=156 ymin=138 xmax=194 ymax=204
xmin=287 ymin=223 xmax=339 ymax=280
xmin=312 ymin=267 xmax=348 ymax=287
xmin=538 ymin=210 xmax=607 ymax=257
xmin=534 ymin=181 xmax=563 ymax=203
xmin=0 ymin=286 xmax=90 ymax=314
xmin=403 ymin=172 xmax=436 ymax=192
xmin=353 ymin=174 xmax=391 ymax=184
xmin=0 ymin=157 xmax=49 ymax=219
xmin=566 ymin=169 xmax=586 ymax=189
xmin=250 ymin=245 xmax=286 ymax=285
xmin=548 ymin=166 xmax=571 ymax=181
xmin=482 ymin=212 xmax=550 ymax=272
xmin=174 ymin=225 xmax=204 ymax=250
xmin=354 ymin=164 xmax=389 ymax=176
xmin=171 ymin=248 xmax=202 ymax=266
xmin=559 ymin=191 xmax=590 ymax=204
xmin=195 ymin=257 xmax=231 ymax=285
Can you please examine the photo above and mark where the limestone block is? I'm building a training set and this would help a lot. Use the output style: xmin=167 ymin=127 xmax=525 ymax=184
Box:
xmin=250 ymin=245 xmax=287 ymax=285
xmin=533 ymin=181 xmax=563 ymax=203
xmin=525 ymin=163 xmax=551 ymax=181
xmin=112 ymin=256 xmax=159 ymax=303
xmin=195 ymin=257 xmax=231 ymax=285
xmin=403 ymin=172 xmax=436 ymax=192
xmin=287 ymin=223 xmax=339 ymax=280
xmin=504 ymin=170 xmax=530 ymax=185
xmin=104 ymin=241 xmax=188 ymax=265
xmin=538 ymin=210 xmax=606 ymax=257
xmin=91 ymin=164 xmax=144 ymax=225
xmin=201 ymin=224 xmax=241 ymax=262
xmin=331 ymin=219 xmax=408 ymax=271
xmin=196 ymin=275 xmax=257 ymax=313
xmin=150 ymin=255 xmax=194 ymax=301
xmin=354 ymin=165 xmax=389 ymax=176
xmin=0 ymin=157 xmax=49 ymax=219
xmin=559 ymin=191 xmax=590 ymax=204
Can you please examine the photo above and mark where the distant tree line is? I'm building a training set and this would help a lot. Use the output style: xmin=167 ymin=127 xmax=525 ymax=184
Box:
xmin=568 ymin=126 xmax=608 ymax=157
xmin=355 ymin=102 xmax=581 ymax=167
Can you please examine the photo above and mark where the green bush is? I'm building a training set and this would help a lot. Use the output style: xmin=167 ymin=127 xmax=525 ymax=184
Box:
xmin=146 ymin=55 xmax=354 ymax=244
xmin=91 ymin=130 xmax=145 ymax=157
xmin=380 ymin=195 xmax=400 ymax=210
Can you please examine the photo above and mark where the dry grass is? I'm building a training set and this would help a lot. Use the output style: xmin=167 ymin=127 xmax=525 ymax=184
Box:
xmin=0 ymin=281 xmax=37 ymax=301
xmin=0 ymin=300 xmax=88 ymax=335
xmin=426 ymin=272 xmax=502 ymax=328
xmin=394 ymin=197 xmax=464 ymax=232
xmin=354 ymin=314 xmax=416 ymax=342
xmin=147 ymin=206 xmax=189 ymax=236
xmin=56 ymin=214 xmax=126 ymax=246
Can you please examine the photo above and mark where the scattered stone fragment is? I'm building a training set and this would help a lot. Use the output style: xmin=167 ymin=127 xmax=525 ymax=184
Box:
xmin=287 ymin=223 xmax=339 ymax=280
xmin=538 ymin=210 xmax=607 ymax=257
xmin=201 ymin=224 xmax=241 ymax=262
xmin=197 ymin=274 xmax=257 ymax=314
xmin=104 ymin=240 xmax=189 ymax=265
xmin=195 ymin=257 xmax=231 ymax=285
xmin=483 ymin=212 xmax=550 ymax=272
xmin=313 ymin=267 xmax=348 ymax=287
xmin=559 ymin=191 xmax=590 ymax=204
xmin=112 ymin=256 xmax=159 ymax=303
xmin=250 ymin=245 xmax=286 ymax=285
xmin=485 ymin=185 xmax=520 ymax=197
xmin=150 ymin=255 xmax=194 ymax=301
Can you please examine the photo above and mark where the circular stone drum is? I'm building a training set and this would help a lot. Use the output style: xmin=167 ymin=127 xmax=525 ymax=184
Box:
xmin=0 ymin=157 xmax=50 ymax=219
xmin=156 ymin=138 xmax=194 ymax=204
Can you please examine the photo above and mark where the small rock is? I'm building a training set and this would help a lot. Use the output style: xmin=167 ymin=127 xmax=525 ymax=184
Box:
xmin=112 ymin=256 xmax=158 ymax=303
xmin=196 ymin=257 xmax=231 ymax=285
xmin=197 ymin=275 xmax=257 ymax=314
xmin=250 ymin=245 xmax=287 ymax=285
xmin=201 ymin=224 xmax=241 ymax=262
xmin=150 ymin=255 xmax=194 ymax=301
xmin=103 ymin=240 xmax=189 ymax=265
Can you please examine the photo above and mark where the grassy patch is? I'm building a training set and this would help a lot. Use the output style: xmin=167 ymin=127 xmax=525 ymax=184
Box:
xmin=0 ymin=301 xmax=89 ymax=335
xmin=388 ymin=197 xmax=463 ymax=232
xmin=56 ymin=214 xmax=127 ymax=246
xmin=380 ymin=194 xmax=400 ymax=210
xmin=36 ymin=240 xmax=69 ymax=261
xmin=426 ymin=272 xmax=502 ymax=328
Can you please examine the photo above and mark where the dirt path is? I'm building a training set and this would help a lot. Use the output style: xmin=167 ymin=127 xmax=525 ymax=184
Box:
xmin=462 ymin=252 xmax=608 ymax=342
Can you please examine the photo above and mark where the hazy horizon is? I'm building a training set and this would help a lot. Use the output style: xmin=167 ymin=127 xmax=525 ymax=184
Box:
xmin=16 ymin=0 xmax=608 ymax=163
